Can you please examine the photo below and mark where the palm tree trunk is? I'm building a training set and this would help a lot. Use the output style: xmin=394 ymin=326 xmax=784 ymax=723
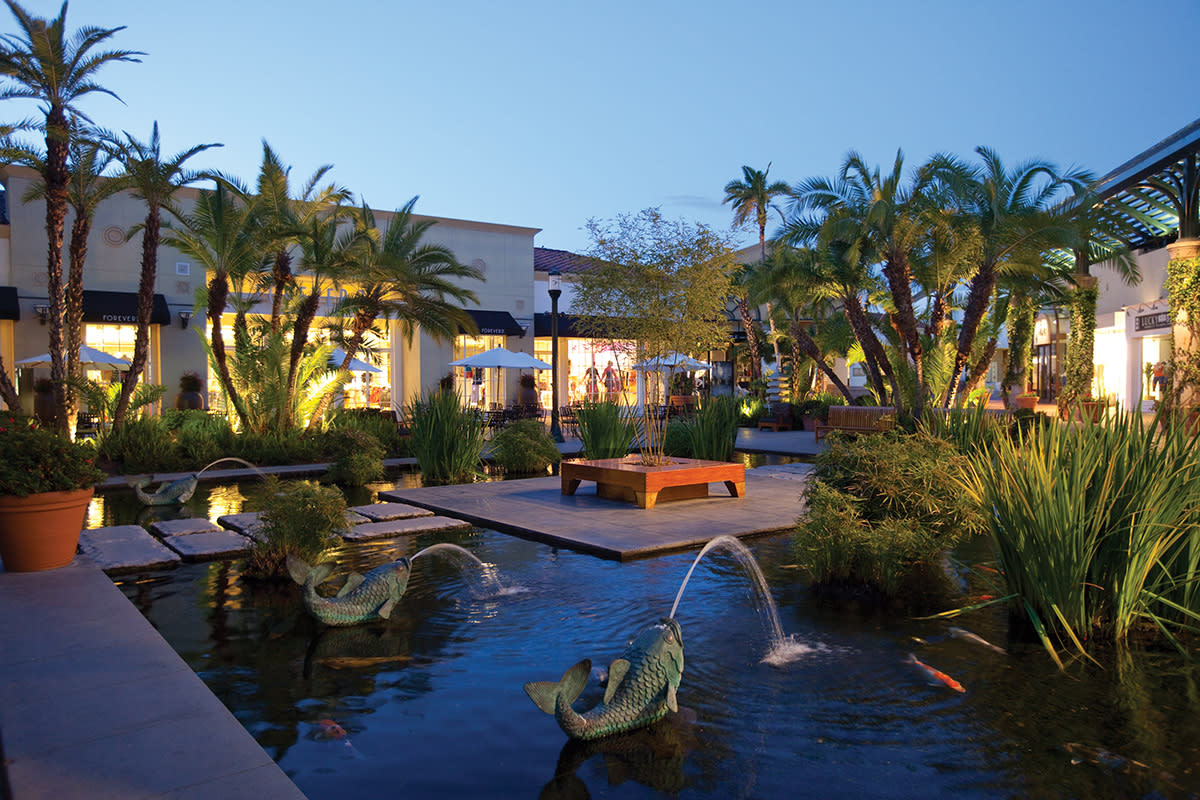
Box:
xmin=306 ymin=309 xmax=378 ymax=430
xmin=735 ymin=294 xmax=763 ymax=382
xmin=882 ymin=253 xmax=924 ymax=418
xmin=285 ymin=291 xmax=321 ymax=428
xmin=63 ymin=213 xmax=89 ymax=439
xmin=964 ymin=337 xmax=997 ymax=399
xmin=44 ymin=107 xmax=71 ymax=435
xmin=0 ymin=356 xmax=20 ymax=410
xmin=843 ymin=292 xmax=900 ymax=407
xmin=790 ymin=318 xmax=854 ymax=403
xmin=270 ymin=249 xmax=291 ymax=332
xmin=944 ymin=260 xmax=997 ymax=407
xmin=113 ymin=207 xmax=160 ymax=426
xmin=206 ymin=273 xmax=249 ymax=428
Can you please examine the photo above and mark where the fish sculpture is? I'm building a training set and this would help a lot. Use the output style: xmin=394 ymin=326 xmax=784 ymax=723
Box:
xmin=906 ymin=653 xmax=965 ymax=693
xmin=287 ymin=555 xmax=411 ymax=627
xmin=129 ymin=474 xmax=198 ymax=505
xmin=524 ymin=618 xmax=685 ymax=741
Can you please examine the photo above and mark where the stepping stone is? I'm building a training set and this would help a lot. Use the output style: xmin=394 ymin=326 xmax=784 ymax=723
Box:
xmin=163 ymin=530 xmax=253 ymax=562
xmin=344 ymin=510 xmax=371 ymax=525
xmin=217 ymin=512 xmax=263 ymax=537
xmin=148 ymin=518 xmax=222 ymax=538
xmin=78 ymin=525 xmax=181 ymax=574
xmin=339 ymin=515 xmax=471 ymax=541
xmin=347 ymin=502 xmax=434 ymax=522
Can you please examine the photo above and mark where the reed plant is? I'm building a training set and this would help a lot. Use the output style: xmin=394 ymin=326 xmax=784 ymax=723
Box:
xmin=405 ymin=388 xmax=487 ymax=484
xmin=575 ymin=399 xmax=638 ymax=460
xmin=960 ymin=410 xmax=1200 ymax=663
xmin=685 ymin=394 xmax=740 ymax=461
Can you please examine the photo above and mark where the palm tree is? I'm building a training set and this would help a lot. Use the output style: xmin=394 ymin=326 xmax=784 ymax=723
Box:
xmin=790 ymin=151 xmax=938 ymax=417
xmin=306 ymin=196 xmax=484 ymax=427
xmin=931 ymin=147 xmax=1069 ymax=407
xmin=723 ymin=164 xmax=789 ymax=379
xmin=746 ymin=244 xmax=856 ymax=402
xmin=253 ymin=142 xmax=348 ymax=332
xmin=163 ymin=178 xmax=262 ymax=428
xmin=105 ymin=122 xmax=219 ymax=426
xmin=0 ymin=0 xmax=140 ymax=429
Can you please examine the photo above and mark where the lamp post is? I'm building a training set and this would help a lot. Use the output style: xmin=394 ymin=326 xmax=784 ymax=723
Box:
xmin=548 ymin=269 xmax=564 ymax=442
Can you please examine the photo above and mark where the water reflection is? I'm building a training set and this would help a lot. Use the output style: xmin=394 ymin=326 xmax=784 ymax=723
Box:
xmin=114 ymin=527 xmax=1200 ymax=799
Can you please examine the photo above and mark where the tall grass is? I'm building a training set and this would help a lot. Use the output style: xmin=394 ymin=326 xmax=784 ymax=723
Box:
xmin=575 ymin=399 xmax=638 ymax=459
xmin=405 ymin=389 xmax=487 ymax=484
xmin=685 ymin=395 xmax=740 ymax=461
xmin=961 ymin=411 xmax=1200 ymax=663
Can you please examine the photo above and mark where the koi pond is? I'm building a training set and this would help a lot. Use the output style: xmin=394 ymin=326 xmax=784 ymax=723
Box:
xmin=107 ymin=478 xmax=1199 ymax=799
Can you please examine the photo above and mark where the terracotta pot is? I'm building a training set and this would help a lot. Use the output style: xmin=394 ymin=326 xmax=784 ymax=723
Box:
xmin=174 ymin=390 xmax=204 ymax=410
xmin=0 ymin=487 xmax=93 ymax=572
xmin=1080 ymin=400 xmax=1101 ymax=423
xmin=1014 ymin=395 xmax=1038 ymax=411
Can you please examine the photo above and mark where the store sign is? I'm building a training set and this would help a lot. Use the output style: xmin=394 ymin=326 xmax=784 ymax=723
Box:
xmin=1135 ymin=312 xmax=1171 ymax=332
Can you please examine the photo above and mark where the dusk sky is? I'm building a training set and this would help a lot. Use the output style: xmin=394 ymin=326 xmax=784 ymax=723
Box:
xmin=7 ymin=0 xmax=1198 ymax=254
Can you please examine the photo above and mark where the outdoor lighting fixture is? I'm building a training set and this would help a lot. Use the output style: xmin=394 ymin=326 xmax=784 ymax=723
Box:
xmin=33 ymin=304 xmax=49 ymax=325
xmin=548 ymin=269 xmax=564 ymax=443
xmin=178 ymin=310 xmax=193 ymax=329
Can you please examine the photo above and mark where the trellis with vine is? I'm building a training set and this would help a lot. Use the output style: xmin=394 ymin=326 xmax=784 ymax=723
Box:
xmin=1059 ymin=284 xmax=1098 ymax=416
xmin=1164 ymin=254 xmax=1200 ymax=414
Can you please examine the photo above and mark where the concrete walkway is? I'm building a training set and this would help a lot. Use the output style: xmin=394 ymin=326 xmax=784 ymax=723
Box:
xmin=0 ymin=427 xmax=818 ymax=799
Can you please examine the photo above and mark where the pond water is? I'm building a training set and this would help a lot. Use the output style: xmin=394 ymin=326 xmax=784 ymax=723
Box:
xmin=111 ymin=496 xmax=1200 ymax=799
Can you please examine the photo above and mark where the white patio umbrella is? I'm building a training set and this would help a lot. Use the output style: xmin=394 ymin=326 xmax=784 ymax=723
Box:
xmin=15 ymin=345 xmax=131 ymax=371
xmin=631 ymin=352 xmax=711 ymax=372
xmin=449 ymin=347 xmax=551 ymax=370
xmin=329 ymin=347 xmax=381 ymax=373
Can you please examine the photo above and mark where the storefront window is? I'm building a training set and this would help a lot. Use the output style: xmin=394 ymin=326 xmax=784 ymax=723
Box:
xmin=565 ymin=339 xmax=635 ymax=405
xmin=84 ymin=324 xmax=145 ymax=385
xmin=454 ymin=334 xmax=505 ymax=408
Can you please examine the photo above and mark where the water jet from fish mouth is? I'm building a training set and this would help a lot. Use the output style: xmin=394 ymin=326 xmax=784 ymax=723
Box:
xmin=670 ymin=535 xmax=810 ymax=665
xmin=411 ymin=542 xmax=511 ymax=598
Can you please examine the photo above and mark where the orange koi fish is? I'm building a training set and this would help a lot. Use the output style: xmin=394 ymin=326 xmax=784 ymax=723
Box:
xmin=906 ymin=653 xmax=965 ymax=693
xmin=318 ymin=719 xmax=347 ymax=739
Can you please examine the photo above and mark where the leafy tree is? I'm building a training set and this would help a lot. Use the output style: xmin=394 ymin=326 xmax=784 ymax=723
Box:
xmin=104 ymin=122 xmax=218 ymax=426
xmin=0 ymin=0 xmax=140 ymax=425
xmin=572 ymin=208 xmax=737 ymax=462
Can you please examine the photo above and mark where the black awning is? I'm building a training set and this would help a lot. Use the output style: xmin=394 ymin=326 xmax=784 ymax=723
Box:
xmin=462 ymin=309 xmax=525 ymax=337
xmin=82 ymin=290 xmax=171 ymax=326
xmin=535 ymin=312 xmax=587 ymax=338
xmin=0 ymin=287 xmax=18 ymax=320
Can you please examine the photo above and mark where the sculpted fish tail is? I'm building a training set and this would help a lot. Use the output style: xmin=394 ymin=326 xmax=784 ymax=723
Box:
xmin=524 ymin=659 xmax=591 ymax=721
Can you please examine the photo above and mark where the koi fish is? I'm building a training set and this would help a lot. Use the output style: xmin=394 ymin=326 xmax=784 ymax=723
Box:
xmin=948 ymin=626 xmax=1006 ymax=655
xmin=906 ymin=653 xmax=965 ymax=693
xmin=318 ymin=719 xmax=346 ymax=739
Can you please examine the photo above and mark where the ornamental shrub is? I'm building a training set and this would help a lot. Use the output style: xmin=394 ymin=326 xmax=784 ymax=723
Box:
xmin=489 ymin=419 xmax=561 ymax=474
xmin=323 ymin=428 xmax=385 ymax=486
xmin=0 ymin=412 xmax=105 ymax=496
xmin=245 ymin=477 xmax=344 ymax=578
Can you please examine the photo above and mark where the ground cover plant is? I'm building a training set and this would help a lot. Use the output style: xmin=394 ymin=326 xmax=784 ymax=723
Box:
xmin=244 ymin=477 xmax=345 ymax=578
xmin=488 ymin=419 xmax=561 ymax=475
xmin=960 ymin=411 xmax=1200 ymax=664
xmin=793 ymin=430 xmax=983 ymax=603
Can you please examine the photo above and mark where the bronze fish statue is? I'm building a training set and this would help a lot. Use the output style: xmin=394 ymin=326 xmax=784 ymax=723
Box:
xmin=287 ymin=555 xmax=411 ymax=627
xmin=524 ymin=618 xmax=684 ymax=740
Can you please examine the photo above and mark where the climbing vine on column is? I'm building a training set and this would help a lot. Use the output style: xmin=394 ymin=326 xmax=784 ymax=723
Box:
xmin=1164 ymin=254 xmax=1200 ymax=415
xmin=1059 ymin=283 xmax=1098 ymax=417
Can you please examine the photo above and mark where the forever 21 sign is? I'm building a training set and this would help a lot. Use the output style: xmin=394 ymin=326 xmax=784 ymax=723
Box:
xmin=100 ymin=313 xmax=138 ymax=323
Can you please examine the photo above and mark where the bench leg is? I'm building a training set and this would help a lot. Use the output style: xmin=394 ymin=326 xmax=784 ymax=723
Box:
xmin=562 ymin=477 xmax=581 ymax=496
xmin=723 ymin=480 xmax=745 ymax=498
xmin=635 ymin=490 xmax=658 ymax=509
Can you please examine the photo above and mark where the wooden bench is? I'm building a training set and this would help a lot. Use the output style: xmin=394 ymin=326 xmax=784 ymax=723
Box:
xmin=757 ymin=402 xmax=794 ymax=431
xmin=814 ymin=405 xmax=896 ymax=442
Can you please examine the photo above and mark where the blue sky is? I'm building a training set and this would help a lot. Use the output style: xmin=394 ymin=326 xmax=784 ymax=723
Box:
xmin=7 ymin=0 xmax=1199 ymax=254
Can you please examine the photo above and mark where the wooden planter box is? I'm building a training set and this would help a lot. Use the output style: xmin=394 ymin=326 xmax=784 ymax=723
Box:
xmin=561 ymin=457 xmax=745 ymax=509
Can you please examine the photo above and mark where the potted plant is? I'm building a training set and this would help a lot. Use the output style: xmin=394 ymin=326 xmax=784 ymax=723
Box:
xmin=174 ymin=370 xmax=205 ymax=410
xmin=1014 ymin=391 xmax=1039 ymax=411
xmin=0 ymin=412 xmax=105 ymax=571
